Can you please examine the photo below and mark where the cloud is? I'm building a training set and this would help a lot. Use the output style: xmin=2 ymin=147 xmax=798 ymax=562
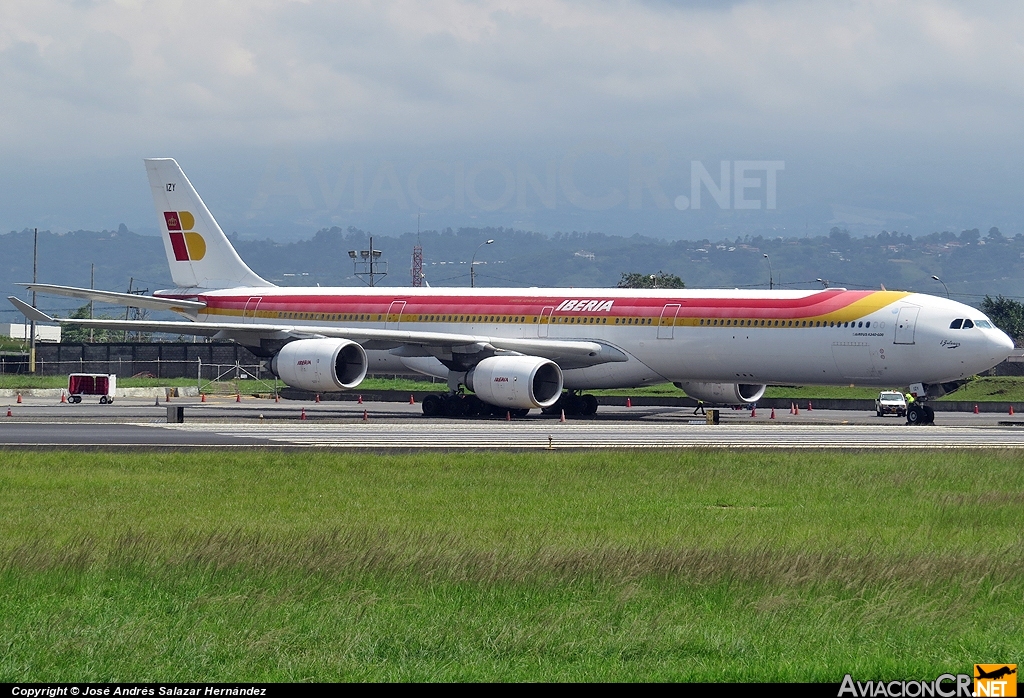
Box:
xmin=2 ymin=1 xmax=1024 ymax=238
xmin=0 ymin=0 xmax=1022 ymax=159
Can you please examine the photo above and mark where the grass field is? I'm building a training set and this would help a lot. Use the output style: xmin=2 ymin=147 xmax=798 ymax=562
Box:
xmin=0 ymin=449 xmax=1021 ymax=682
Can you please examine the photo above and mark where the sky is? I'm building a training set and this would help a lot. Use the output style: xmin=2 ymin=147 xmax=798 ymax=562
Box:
xmin=2 ymin=0 xmax=1023 ymax=241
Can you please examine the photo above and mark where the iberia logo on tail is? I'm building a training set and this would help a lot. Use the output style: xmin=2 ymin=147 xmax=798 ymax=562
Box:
xmin=163 ymin=211 xmax=206 ymax=261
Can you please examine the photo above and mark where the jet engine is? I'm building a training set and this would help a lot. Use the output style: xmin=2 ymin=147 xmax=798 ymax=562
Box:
xmin=271 ymin=338 xmax=367 ymax=391
xmin=674 ymin=381 xmax=766 ymax=405
xmin=466 ymin=356 xmax=563 ymax=409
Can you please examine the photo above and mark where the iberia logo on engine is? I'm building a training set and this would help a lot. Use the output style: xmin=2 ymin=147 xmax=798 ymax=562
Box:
xmin=163 ymin=211 xmax=206 ymax=261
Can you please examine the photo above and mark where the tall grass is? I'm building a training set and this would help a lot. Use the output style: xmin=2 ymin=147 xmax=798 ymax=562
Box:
xmin=0 ymin=449 xmax=1021 ymax=681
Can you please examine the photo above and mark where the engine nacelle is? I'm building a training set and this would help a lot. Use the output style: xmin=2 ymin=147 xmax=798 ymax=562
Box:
xmin=466 ymin=356 xmax=563 ymax=409
xmin=674 ymin=381 xmax=766 ymax=405
xmin=271 ymin=338 xmax=367 ymax=391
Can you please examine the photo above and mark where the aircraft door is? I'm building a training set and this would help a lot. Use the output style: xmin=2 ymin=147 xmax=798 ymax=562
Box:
xmin=243 ymin=296 xmax=262 ymax=323
xmin=386 ymin=300 xmax=406 ymax=330
xmin=894 ymin=306 xmax=920 ymax=345
xmin=539 ymin=306 xmax=554 ymax=337
xmin=658 ymin=304 xmax=681 ymax=339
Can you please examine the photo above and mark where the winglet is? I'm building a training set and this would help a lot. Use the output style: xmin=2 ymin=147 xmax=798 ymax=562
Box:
xmin=7 ymin=297 xmax=55 ymax=323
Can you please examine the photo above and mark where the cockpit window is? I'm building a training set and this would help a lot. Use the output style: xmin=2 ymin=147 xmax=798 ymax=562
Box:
xmin=962 ymin=319 xmax=975 ymax=329
xmin=949 ymin=319 xmax=963 ymax=330
xmin=976 ymin=320 xmax=993 ymax=328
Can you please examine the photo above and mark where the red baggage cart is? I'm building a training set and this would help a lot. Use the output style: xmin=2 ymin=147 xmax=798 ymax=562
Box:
xmin=67 ymin=373 xmax=117 ymax=404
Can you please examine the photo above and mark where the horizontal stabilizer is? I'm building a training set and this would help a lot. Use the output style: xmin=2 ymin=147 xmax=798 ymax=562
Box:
xmin=7 ymin=296 xmax=56 ymax=324
xmin=19 ymin=283 xmax=206 ymax=314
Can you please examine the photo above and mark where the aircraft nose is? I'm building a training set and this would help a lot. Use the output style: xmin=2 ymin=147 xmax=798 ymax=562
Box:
xmin=993 ymin=329 xmax=1015 ymax=357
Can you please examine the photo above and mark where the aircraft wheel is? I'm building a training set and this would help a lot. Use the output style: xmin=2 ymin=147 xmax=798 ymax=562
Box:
xmin=564 ymin=394 xmax=584 ymax=416
xmin=923 ymin=405 xmax=935 ymax=424
xmin=99 ymin=396 xmax=108 ymax=405
xmin=463 ymin=395 xmax=486 ymax=418
xmin=443 ymin=395 xmax=465 ymax=418
xmin=906 ymin=404 xmax=925 ymax=425
xmin=582 ymin=394 xmax=598 ymax=416
xmin=422 ymin=394 xmax=443 ymax=417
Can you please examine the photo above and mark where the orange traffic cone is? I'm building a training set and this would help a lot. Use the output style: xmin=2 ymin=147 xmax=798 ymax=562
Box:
xmin=807 ymin=401 xmax=813 ymax=411
xmin=6 ymin=408 xmax=11 ymax=417
xmin=410 ymin=394 xmax=416 ymax=405
xmin=506 ymin=411 xmax=511 ymax=421
xmin=770 ymin=408 xmax=776 ymax=419
xmin=750 ymin=406 xmax=756 ymax=417
xmin=315 ymin=394 xmax=321 ymax=403
xmin=275 ymin=394 xmax=280 ymax=403
xmin=16 ymin=392 xmax=22 ymax=404
xmin=300 ymin=408 xmax=306 ymax=420
xmin=560 ymin=409 xmax=566 ymax=423
xmin=236 ymin=393 xmax=242 ymax=403
xmin=790 ymin=402 xmax=796 ymax=415
xmin=794 ymin=403 xmax=799 ymax=415
xmin=1010 ymin=405 xmax=1015 ymax=416
xmin=60 ymin=391 xmax=66 ymax=403
xmin=626 ymin=397 xmax=632 ymax=408
xmin=357 ymin=394 xmax=363 ymax=404
xmin=363 ymin=409 xmax=368 ymax=421
xmin=974 ymin=404 xmax=979 ymax=414
xmin=201 ymin=393 xmax=206 ymax=402
xmin=165 ymin=392 xmax=170 ymax=403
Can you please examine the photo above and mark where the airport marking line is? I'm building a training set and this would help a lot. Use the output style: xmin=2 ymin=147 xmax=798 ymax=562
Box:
xmin=143 ymin=423 xmax=1024 ymax=449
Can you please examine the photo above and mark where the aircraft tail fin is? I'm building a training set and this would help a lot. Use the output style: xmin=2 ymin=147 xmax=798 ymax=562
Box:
xmin=145 ymin=158 xmax=273 ymax=290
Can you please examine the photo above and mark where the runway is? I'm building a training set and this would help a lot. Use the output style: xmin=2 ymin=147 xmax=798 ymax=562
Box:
xmin=143 ymin=421 xmax=1024 ymax=449
xmin=3 ymin=395 xmax=1024 ymax=448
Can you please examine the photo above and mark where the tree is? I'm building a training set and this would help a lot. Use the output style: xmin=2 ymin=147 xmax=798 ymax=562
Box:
xmin=60 ymin=304 xmax=115 ymax=343
xmin=617 ymin=271 xmax=685 ymax=289
xmin=981 ymin=295 xmax=1024 ymax=346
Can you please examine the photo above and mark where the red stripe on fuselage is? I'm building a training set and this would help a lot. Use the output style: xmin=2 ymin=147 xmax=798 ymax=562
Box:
xmin=196 ymin=289 xmax=875 ymax=320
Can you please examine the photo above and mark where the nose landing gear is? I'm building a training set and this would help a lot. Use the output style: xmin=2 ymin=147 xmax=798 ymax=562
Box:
xmin=906 ymin=403 xmax=934 ymax=425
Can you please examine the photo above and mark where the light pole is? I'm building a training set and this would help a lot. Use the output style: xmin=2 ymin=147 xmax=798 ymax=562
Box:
xmin=931 ymin=275 xmax=949 ymax=299
xmin=763 ymin=253 xmax=773 ymax=290
xmin=470 ymin=239 xmax=494 ymax=288
xmin=29 ymin=228 xmax=37 ymax=373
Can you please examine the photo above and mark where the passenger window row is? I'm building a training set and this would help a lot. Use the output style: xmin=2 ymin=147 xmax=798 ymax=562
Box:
xmin=698 ymin=319 xmax=871 ymax=328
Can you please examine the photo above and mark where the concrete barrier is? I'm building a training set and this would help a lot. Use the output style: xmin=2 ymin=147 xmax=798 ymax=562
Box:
xmin=0 ymin=386 xmax=199 ymax=399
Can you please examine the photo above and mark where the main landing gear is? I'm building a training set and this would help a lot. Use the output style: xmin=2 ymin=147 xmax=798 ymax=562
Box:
xmin=421 ymin=393 xmax=529 ymax=419
xmin=541 ymin=391 xmax=599 ymax=417
xmin=419 ymin=390 xmax=601 ymax=419
xmin=906 ymin=403 xmax=935 ymax=425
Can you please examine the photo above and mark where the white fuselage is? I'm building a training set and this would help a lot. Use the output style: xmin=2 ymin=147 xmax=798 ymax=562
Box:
xmin=168 ymin=286 xmax=1014 ymax=390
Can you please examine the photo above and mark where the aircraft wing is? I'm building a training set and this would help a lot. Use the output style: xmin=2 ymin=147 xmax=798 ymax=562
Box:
xmin=19 ymin=283 xmax=206 ymax=315
xmin=7 ymin=297 xmax=628 ymax=366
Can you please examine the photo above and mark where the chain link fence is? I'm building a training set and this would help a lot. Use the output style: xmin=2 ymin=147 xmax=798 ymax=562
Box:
xmin=0 ymin=342 xmax=267 ymax=378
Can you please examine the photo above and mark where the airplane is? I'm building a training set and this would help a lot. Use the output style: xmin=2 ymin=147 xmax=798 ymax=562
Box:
xmin=8 ymin=158 xmax=1015 ymax=424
